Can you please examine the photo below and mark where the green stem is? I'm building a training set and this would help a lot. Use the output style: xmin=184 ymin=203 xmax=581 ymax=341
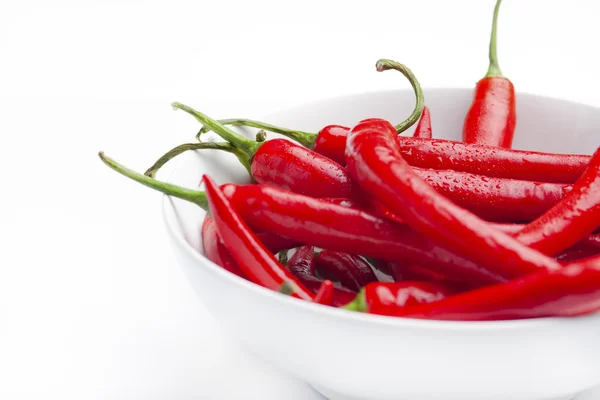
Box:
xmin=342 ymin=289 xmax=367 ymax=312
xmin=278 ymin=280 xmax=296 ymax=295
xmin=375 ymin=59 xmax=425 ymax=134
xmin=171 ymin=102 xmax=261 ymax=160
xmin=196 ymin=118 xmax=317 ymax=149
xmin=98 ymin=151 xmax=209 ymax=211
xmin=144 ymin=142 xmax=250 ymax=178
xmin=485 ymin=0 xmax=503 ymax=77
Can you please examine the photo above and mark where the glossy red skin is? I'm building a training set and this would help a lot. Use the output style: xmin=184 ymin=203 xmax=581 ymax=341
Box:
xmin=255 ymin=232 xmax=300 ymax=254
xmin=413 ymin=106 xmax=432 ymax=139
xmin=203 ymin=176 xmax=314 ymax=300
xmin=345 ymin=118 xmax=561 ymax=280
xmin=555 ymin=248 xmax=600 ymax=263
xmin=313 ymin=125 xmax=350 ymax=166
xmin=286 ymin=245 xmax=356 ymax=307
xmin=219 ymin=183 xmax=505 ymax=286
xmin=388 ymin=262 xmax=472 ymax=290
xmin=413 ymin=167 xmax=572 ymax=222
xmin=463 ymin=76 xmax=516 ymax=148
xmin=315 ymin=251 xmax=378 ymax=292
xmin=313 ymin=280 xmax=334 ymax=306
xmin=515 ymin=148 xmax=600 ymax=255
xmin=397 ymin=137 xmax=590 ymax=184
xmin=394 ymin=256 xmax=600 ymax=320
xmin=364 ymin=282 xmax=452 ymax=315
xmin=201 ymin=216 xmax=246 ymax=278
xmin=251 ymin=138 xmax=359 ymax=199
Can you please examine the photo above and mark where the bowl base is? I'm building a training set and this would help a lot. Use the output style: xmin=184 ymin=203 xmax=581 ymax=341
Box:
xmin=310 ymin=384 xmax=578 ymax=400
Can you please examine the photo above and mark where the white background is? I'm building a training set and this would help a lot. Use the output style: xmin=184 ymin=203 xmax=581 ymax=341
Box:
xmin=1 ymin=0 xmax=600 ymax=398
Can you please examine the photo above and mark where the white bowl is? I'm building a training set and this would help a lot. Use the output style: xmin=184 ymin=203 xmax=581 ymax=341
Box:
xmin=162 ymin=89 xmax=600 ymax=400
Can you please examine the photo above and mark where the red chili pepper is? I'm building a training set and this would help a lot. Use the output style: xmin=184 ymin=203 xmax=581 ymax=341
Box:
xmin=377 ymin=255 xmax=600 ymax=320
xmin=397 ymin=137 xmax=590 ymax=184
xmin=514 ymin=148 xmax=600 ymax=255
xmin=555 ymin=247 xmax=600 ymax=263
xmin=413 ymin=167 xmax=572 ymax=222
xmin=254 ymin=231 xmax=300 ymax=254
xmin=313 ymin=280 xmax=334 ymax=306
xmin=462 ymin=0 xmax=515 ymax=148
xmin=387 ymin=261 xmax=471 ymax=290
xmin=201 ymin=216 xmax=246 ymax=278
xmin=193 ymin=59 xmax=424 ymax=167
xmin=189 ymin=118 xmax=589 ymax=185
xmin=412 ymin=106 xmax=432 ymax=139
xmin=344 ymin=282 xmax=452 ymax=315
xmin=202 ymin=174 xmax=314 ymax=300
xmin=286 ymin=245 xmax=356 ymax=306
xmin=98 ymin=153 xmax=504 ymax=286
xmin=315 ymin=250 xmax=378 ymax=292
xmin=345 ymin=118 xmax=561 ymax=280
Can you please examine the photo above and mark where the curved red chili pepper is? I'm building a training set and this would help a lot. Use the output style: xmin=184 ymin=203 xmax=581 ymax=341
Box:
xmin=383 ymin=255 xmax=600 ymax=320
xmin=98 ymin=153 xmax=504 ymax=286
xmin=397 ymin=137 xmax=590 ymax=184
xmin=345 ymin=118 xmax=561 ymax=279
xmin=514 ymin=148 xmax=600 ymax=255
xmin=413 ymin=168 xmax=572 ymax=222
xmin=202 ymin=175 xmax=314 ymax=300
xmin=412 ymin=106 xmax=432 ymax=139
xmin=315 ymin=250 xmax=378 ymax=292
xmin=462 ymin=0 xmax=516 ymax=148
xmin=313 ymin=125 xmax=351 ymax=166
xmin=313 ymin=280 xmax=334 ymax=306
xmin=286 ymin=246 xmax=356 ymax=306
xmin=344 ymin=282 xmax=452 ymax=315
xmin=201 ymin=216 xmax=246 ymax=278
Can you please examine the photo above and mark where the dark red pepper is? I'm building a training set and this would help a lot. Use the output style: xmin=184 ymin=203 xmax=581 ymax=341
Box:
xmin=381 ymin=256 xmax=600 ymax=320
xmin=202 ymin=174 xmax=314 ymax=300
xmin=344 ymin=282 xmax=452 ymax=314
xmin=412 ymin=167 xmax=572 ymax=222
xmin=345 ymin=118 xmax=562 ymax=280
xmin=514 ymin=147 xmax=600 ymax=255
xmin=315 ymin=250 xmax=378 ymax=292
xmin=98 ymin=153 xmax=504 ymax=286
xmin=412 ymin=106 xmax=432 ymax=139
xmin=286 ymin=245 xmax=356 ymax=306
xmin=462 ymin=0 xmax=516 ymax=148
xmin=201 ymin=216 xmax=246 ymax=278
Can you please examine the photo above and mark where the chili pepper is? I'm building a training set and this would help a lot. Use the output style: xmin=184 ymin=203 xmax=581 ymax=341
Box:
xmin=170 ymin=103 xmax=362 ymax=200
xmin=286 ymin=245 xmax=356 ymax=306
xmin=397 ymin=137 xmax=590 ymax=184
xmin=315 ymin=250 xmax=378 ymax=292
xmin=343 ymin=282 xmax=452 ymax=315
xmin=192 ymin=123 xmax=589 ymax=185
xmin=194 ymin=59 xmax=424 ymax=167
xmin=255 ymin=231 xmax=300 ymax=254
xmin=412 ymin=106 xmax=432 ymax=139
xmin=98 ymin=153 xmax=504 ymax=286
xmin=345 ymin=118 xmax=562 ymax=280
xmin=201 ymin=216 xmax=246 ymax=278
xmin=369 ymin=255 xmax=600 ymax=320
xmin=412 ymin=167 xmax=572 ymax=222
xmin=555 ymin=248 xmax=600 ymax=263
xmin=202 ymin=174 xmax=314 ymax=300
xmin=462 ymin=0 xmax=516 ymax=148
xmin=388 ymin=261 xmax=469 ymax=288
xmin=513 ymin=148 xmax=600 ymax=255
xmin=313 ymin=280 xmax=334 ymax=306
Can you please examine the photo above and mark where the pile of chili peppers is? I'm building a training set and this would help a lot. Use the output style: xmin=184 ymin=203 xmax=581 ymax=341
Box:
xmin=99 ymin=0 xmax=600 ymax=321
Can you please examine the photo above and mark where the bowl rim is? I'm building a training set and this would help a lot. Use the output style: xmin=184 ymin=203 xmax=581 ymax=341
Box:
xmin=162 ymin=87 xmax=600 ymax=331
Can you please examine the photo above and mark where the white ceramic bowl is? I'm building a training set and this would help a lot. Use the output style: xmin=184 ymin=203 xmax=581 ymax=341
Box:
xmin=162 ymin=89 xmax=600 ymax=400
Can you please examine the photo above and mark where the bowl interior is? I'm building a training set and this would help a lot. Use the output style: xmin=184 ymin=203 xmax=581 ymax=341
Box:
xmin=163 ymin=88 xmax=600 ymax=327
